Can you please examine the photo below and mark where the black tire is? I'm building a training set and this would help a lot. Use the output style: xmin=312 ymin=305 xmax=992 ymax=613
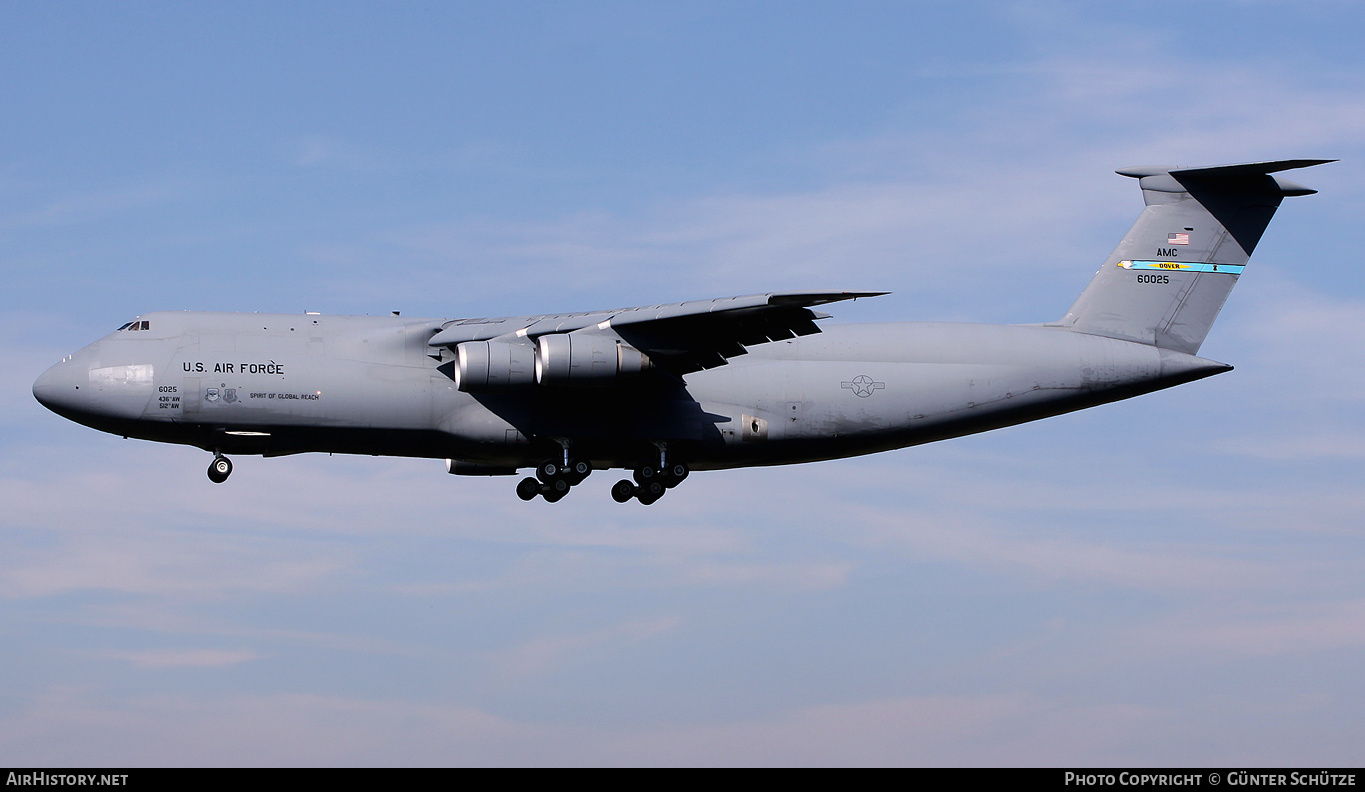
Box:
xmin=611 ymin=479 xmax=636 ymax=503
xmin=516 ymin=477 xmax=541 ymax=501
xmin=569 ymin=459 xmax=591 ymax=482
xmin=633 ymin=464 xmax=658 ymax=485
xmin=542 ymin=489 xmax=565 ymax=503
xmin=536 ymin=461 xmax=560 ymax=484
xmin=549 ymin=478 xmax=570 ymax=495
xmin=637 ymin=485 xmax=663 ymax=506
xmin=661 ymin=462 xmax=689 ymax=488
xmin=207 ymin=456 xmax=232 ymax=484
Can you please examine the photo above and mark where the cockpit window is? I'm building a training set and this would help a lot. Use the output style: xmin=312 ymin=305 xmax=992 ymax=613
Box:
xmin=118 ymin=320 xmax=150 ymax=332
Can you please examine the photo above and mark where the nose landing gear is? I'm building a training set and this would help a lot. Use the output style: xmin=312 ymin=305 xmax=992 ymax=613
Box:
xmin=207 ymin=454 xmax=232 ymax=484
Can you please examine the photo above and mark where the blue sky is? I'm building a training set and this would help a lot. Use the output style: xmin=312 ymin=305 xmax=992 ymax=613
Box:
xmin=3 ymin=1 xmax=1364 ymax=765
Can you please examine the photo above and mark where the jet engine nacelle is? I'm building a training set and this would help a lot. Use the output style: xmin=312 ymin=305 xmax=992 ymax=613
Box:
xmin=454 ymin=340 xmax=536 ymax=392
xmin=535 ymin=333 xmax=652 ymax=387
xmin=454 ymin=335 xmax=652 ymax=391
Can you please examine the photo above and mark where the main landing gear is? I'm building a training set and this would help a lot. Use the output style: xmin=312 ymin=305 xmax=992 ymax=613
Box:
xmin=611 ymin=460 xmax=689 ymax=505
xmin=516 ymin=455 xmax=592 ymax=503
xmin=207 ymin=454 xmax=233 ymax=484
xmin=514 ymin=449 xmax=690 ymax=505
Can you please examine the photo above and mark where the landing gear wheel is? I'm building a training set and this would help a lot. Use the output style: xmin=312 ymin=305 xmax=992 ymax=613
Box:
xmin=207 ymin=455 xmax=232 ymax=484
xmin=663 ymin=463 xmax=689 ymax=488
xmin=611 ymin=479 xmax=636 ymax=503
xmin=536 ymin=461 xmax=562 ymax=483
xmin=566 ymin=459 xmax=592 ymax=484
xmin=633 ymin=464 xmax=659 ymax=486
xmin=637 ymin=480 xmax=665 ymax=505
xmin=542 ymin=488 xmax=566 ymax=504
xmin=546 ymin=478 xmax=570 ymax=496
xmin=516 ymin=477 xmax=541 ymax=501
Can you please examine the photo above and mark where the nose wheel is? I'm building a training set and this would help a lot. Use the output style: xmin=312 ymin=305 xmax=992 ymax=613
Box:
xmin=207 ymin=454 xmax=232 ymax=484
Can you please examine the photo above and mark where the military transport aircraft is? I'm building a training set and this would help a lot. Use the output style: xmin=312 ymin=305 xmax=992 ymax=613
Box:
xmin=33 ymin=159 xmax=1330 ymax=504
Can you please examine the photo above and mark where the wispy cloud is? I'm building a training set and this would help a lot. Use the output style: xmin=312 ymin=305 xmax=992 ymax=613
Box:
xmin=0 ymin=523 xmax=351 ymax=599
xmin=101 ymin=648 xmax=263 ymax=669
xmin=493 ymin=617 xmax=681 ymax=679
xmin=3 ymin=686 xmax=1347 ymax=766
xmin=1123 ymin=599 xmax=1365 ymax=657
xmin=0 ymin=184 xmax=182 ymax=232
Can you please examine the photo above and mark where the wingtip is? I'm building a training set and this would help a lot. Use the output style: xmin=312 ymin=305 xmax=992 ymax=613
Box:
xmin=766 ymin=291 xmax=890 ymax=307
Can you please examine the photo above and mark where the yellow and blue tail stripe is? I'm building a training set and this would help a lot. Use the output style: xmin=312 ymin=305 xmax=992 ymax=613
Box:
xmin=1118 ymin=260 xmax=1246 ymax=275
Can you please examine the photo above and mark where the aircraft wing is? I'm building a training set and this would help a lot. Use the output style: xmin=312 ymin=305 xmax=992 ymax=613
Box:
xmin=428 ymin=290 xmax=887 ymax=375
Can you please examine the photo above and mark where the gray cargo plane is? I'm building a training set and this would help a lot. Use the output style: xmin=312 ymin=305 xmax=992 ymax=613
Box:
xmin=33 ymin=160 xmax=1329 ymax=504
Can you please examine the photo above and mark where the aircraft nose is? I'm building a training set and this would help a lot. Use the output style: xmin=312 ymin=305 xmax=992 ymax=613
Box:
xmin=33 ymin=357 xmax=88 ymax=418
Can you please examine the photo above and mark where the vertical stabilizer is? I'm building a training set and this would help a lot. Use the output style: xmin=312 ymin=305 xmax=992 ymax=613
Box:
xmin=1060 ymin=159 xmax=1331 ymax=354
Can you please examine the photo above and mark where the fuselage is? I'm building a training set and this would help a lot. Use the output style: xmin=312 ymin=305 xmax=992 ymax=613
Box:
xmin=32 ymin=310 xmax=1229 ymax=473
xmin=32 ymin=160 xmax=1325 ymax=503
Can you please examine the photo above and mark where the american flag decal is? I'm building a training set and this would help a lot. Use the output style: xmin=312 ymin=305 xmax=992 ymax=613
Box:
xmin=1168 ymin=232 xmax=1190 ymax=245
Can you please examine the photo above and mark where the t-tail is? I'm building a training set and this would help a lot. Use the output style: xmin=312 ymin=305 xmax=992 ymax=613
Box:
xmin=1059 ymin=159 xmax=1334 ymax=354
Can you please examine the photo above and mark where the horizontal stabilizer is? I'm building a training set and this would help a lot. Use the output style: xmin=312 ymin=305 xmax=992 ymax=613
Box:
xmin=1116 ymin=159 xmax=1336 ymax=179
xmin=1115 ymin=160 xmax=1336 ymax=202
